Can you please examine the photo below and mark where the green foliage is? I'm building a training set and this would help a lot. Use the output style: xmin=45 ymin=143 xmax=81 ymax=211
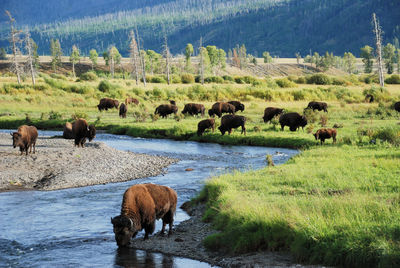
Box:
xmin=222 ymin=75 xmax=234 ymax=82
xmin=151 ymin=76 xmax=167 ymax=83
xmin=79 ymin=71 xmax=97 ymax=81
xmin=204 ymin=76 xmax=224 ymax=84
xmin=275 ymin=78 xmax=297 ymax=88
xmin=306 ymin=73 xmax=332 ymax=85
xmin=171 ymin=74 xmax=181 ymax=84
xmin=0 ymin=48 xmax=7 ymax=60
xmin=98 ymin=80 xmax=112 ymax=92
xmin=48 ymin=110 xmax=62 ymax=120
xmin=181 ymin=73 xmax=195 ymax=84
xmin=383 ymin=43 xmax=396 ymax=74
xmin=262 ymin=51 xmax=273 ymax=63
xmin=50 ymin=39 xmax=62 ymax=71
xmin=385 ymin=74 xmax=400 ymax=84
xmin=360 ymin=45 xmax=374 ymax=73
xmin=89 ymin=49 xmax=98 ymax=68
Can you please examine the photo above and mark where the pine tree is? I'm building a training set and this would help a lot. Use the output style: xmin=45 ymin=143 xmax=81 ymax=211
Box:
xmin=185 ymin=43 xmax=193 ymax=71
xmin=108 ymin=46 xmax=121 ymax=78
xmin=50 ymin=39 xmax=62 ymax=72
xmin=343 ymin=52 xmax=356 ymax=73
xmin=383 ymin=43 xmax=396 ymax=74
xmin=89 ymin=49 xmax=98 ymax=70
xmin=360 ymin=45 xmax=374 ymax=73
xmin=70 ymin=45 xmax=80 ymax=78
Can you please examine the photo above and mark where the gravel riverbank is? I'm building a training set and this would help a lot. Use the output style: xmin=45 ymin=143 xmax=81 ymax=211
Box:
xmin=0 ymin=133 xmax=177 ymax=191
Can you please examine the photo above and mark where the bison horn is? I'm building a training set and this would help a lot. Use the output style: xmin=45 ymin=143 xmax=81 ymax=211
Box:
xmin=111 ymin=217 xmax=114 ymax=224
xmin=128 ymin=218 xmax=133 ymax=230
xmin=10 ymin=132 xmax=13 ymax=136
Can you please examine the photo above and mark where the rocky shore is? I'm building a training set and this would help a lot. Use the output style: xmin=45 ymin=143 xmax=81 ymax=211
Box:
xmin=0 ymin=133 xmax=177 ymax=191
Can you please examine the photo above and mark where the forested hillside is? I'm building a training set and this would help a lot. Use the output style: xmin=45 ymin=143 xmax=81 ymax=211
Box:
xmin=0 ymin=0 xmax=399 ymax=57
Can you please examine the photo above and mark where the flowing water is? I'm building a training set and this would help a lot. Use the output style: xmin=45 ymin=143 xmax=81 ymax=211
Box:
xmin=0 ymin=131 xmax=297 ymax=268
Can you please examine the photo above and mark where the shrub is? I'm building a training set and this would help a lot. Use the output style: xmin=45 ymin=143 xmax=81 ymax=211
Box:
xmin=306 ymin=73 xmax=332 ymax=85
xmin=50 ymin=73 xmax=67 ymax=80
xmin=171 ymin=74 xmax=181 ymax=84
xmin=181 ymin=73 xmax=195 ymax=84
xmin=292 ymin=90 xmax=306 ymax=100
xmin=372 ymin=127 xmax=400 ymax=145
xmin=234 ymin=76 xmax=245 ymax=84
xmin=222 ymin=75 xmax=234 ymax=82
xmin=151 ymin=76 xmax=167 ymax=83
xmin=295 ymin=76 xmax=306 ymax=84
xmin=49 ymin=110 xmax=62 ymax=120
xmin=80 ymin=71 xmax=98 ymax=81
xmin=204 ymin=76 xmax=224 ymax=83
xmin=33 ymin=84 xmax=50 ymax=91
xmin=385 ymin=74 xmax=400 ymax=84
xmin=71 ymin=112 xmax=88 ymax=120
xmin=331 ymin=77 xmax=347 ymax=86
xmin=275 ymin=78 xmax=297 ymax=88
xmin=98 ymin=80 xmax=112 ymax=92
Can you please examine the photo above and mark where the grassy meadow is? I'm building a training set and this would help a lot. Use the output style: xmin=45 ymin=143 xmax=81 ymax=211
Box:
xmin=1 ymin=70 xmax=400 ymax=267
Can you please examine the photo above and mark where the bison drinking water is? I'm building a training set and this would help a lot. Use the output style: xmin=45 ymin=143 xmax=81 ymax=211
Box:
xmin=228 ymin=101 xmax=245 ymax=112
xmin=98 ymin=98 xmax=119 ymax=111
xmin=219 ymin=114 xmax=246 ymax=135
xmin=72 ymin=118 xmax=96 ymax=147
xmin=182 ymin=103 xmax=205 ymax=117
xmin=11 ymin=125 xmax=38 ymax=155
xmin=306 ymin=101 xmax=328 ymax=112
xmin=208 ymin=102 xmax=235 ymax=118
xmin=154 ymin=104 xmax=178 ymax=118
xmin=263 ymin=107 xmax=284 ymax=123
xmin=279 ymin=112 xmax=307 ymax=131
xmin=111 ymin=183 xmax=177 ymax=247
xmin=313 ymin=128 xmax=337 ymax=144
xmin=197 ymin=118 xmax=215 ymax=136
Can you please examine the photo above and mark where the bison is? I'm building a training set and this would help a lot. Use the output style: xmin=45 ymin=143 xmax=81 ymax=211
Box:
xmin=218 ymin=114 xmax=246 ymax=135
xmin=169 ymin=100 xmax=176 ymax=106
xmin=119 ymin=103 xmax=127 ymax=118
xmin=98 ymin=98 xmax=119 ymax=111
xmin=263 ymin=107 xmax=284 ymax=123
xmin=11 ymin=125 xmax=38 ymax=155
xmin=111 ymin=183 xmax=177 ymax=247
xmin=394 ymin=101 xmax=400 ymax=112
xmin=279 ymin=112 xmax=307 ymax=131
xmin=208 ymin=102 xmax=236 ymax=118
xmin=197 ymin=118 xmax=215 ymax=136
xmin=72 ymin=118 xmax=96 ymax=147
xmin=313 ymin=128 xmax=337 ymax=144
xmin=125 ymin=97 xmax=139 ymax=105
xmin=154 ymin=104 xmax=178 ymax=118
xmin=228 ymin=101 xmax=245 ymax=112
xmin=63 ymin=122 xmax=74 ymax=139
xmin=365 ymin=94 xmax=374 ymax=103
xmin=306 ymin=101 xmax=328 ymax=112
xmin=182 ymin=103 xmax=205 ymax=117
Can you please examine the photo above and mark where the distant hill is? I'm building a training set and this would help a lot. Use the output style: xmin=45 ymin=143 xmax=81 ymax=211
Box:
xmin=0 ymin=0 xmax=399 ymax=57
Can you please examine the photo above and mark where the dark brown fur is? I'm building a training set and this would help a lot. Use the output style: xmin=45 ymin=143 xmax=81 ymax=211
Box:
xmin=306 ymin=101 xmax=328 ymax=112
xmin=119 ymin=103 xmax=127 ymax=118
xmin=394 ymin=101 xmax=400 ymax=112
xmin=263 ymin=107 xmax=284 ymax=123
xmin=208 ymin=102 xmax=236 ymax=118
xmin=279 ymin=112 xmax=308 ymax=131
xmin=218 ymin=114 xmax=246 ymax=135
xmin=313 ymin=128 xmax=337 ymax=144
xmin=98 ymin=98 xmax=119 ymax=111
xmin=111 ymin=183 xmax=177 ymax=247
xmin=182 ymin=103 xmax=205 ymax=117
xmin=125 ymin=97 xmax=139 ymax=105
xmin=11 ymin=125 xmax=38 ymax=155
xmin=72 ymin=119 xmax=96 ymax=147
xmin=365 ymin=94 xmax=374 ymax=103
xmin=154 ymin=104 xmax=178 ymax=118
xmin=197 ymin=118 xmax=215 ymax=136
xmin=63 ymin=122 xmax=74 ymax=139
xmin=228 ymin=101 xmax=245 ymax=112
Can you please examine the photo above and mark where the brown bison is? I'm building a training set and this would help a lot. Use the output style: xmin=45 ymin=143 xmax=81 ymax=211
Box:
xmin=279 ymin=112 xmax=307 ymax=131
xmin=219 ymin=114 xmax=246 ymax=135
xmin=313 ymin=128 xmax=337 ymax=144
xmin=197 ymin=118 xmax=215 ymax=136
xmin=63 ymin=122 xmax=74 ymax=139
xmin=208 ymin=102 xmax=236 ymax=118
xmin=154 ymin=104 xmax=178 ymax=118
xmin=182 ymin=103 xmax=205 ymax=117
xmin=394 ymin=101 xmax=400 ymax=112
xmin=72 ymin=119 xmax=96 ymax=147
xmin=365 ymin=94 xmax=374 ymax=103
xmin=119 ymin=103 xmax=127 ymax=118
xmin=228 ymin=101 xmax=245 ymax=112
xmin=306 ymin=101 xmax=328 ymax=112
xmin=263 ymin=107 xmax=284 ymax=123
xmin=98 ymin=98 xmax=119 ymax=111
xmin=125 ymin=97 xmax=139 ymax=105
xmin=11 ymin=125 xmax=38 ymax=155
xmin=111 ymin=183 xmax=177 ymax=247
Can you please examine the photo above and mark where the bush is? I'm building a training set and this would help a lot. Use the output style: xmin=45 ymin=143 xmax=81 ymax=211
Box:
xmin=181 ymin=73 xmax=195 ymax=84
xmin=275 ymin=78 xmax=297 ymax=88
xmin=306 ymin=73 xmax=332 ymax=85
xmin=98 ymin=80 xmax=112 ymax=92
xmin=50 ymin=73 xmax=67 ymax=80
xmin=80 ymin=71 xmax=98 ymax=81
xmin=151 ymin=76 xmax=167 ymax=83
xmin=222 ymin=75 xmax=234 ymax=82
xmin=385 ymin=74 xmax=400 ymax=84
xmin=204 ymin=76 xmax=224 ymax=83
xmin=372 ymin=127 xmax=400 ymax=145
xmin=331 ymin=77 xmax=347 ymax=86
xmin=71 ymin=112 xmax=88 ymax=120
xmin=171 ymin=74 xmax=182 ymax=84
xmin=234 ymin=76 xmax=245 ymax=84
xmin=295 ymin=76 xmax=307 ymax=84
xmin=49 ymin=110 xmax=62 ymax=120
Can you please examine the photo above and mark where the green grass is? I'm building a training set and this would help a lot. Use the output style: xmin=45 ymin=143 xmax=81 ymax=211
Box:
xmin=1 ymin=73 xmax=400 ymax=266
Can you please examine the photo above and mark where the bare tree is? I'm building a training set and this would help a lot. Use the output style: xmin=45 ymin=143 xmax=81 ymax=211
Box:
xmin=5 ymin=10 xmax=22 ymax=84
xmin=163 ymin=33 xmax=171 ymax=85
xmin=199 ymin=37 xmax=204 ymax=85
xmin=129 ymin=30 xmax=140 ymax=85
xmin=135 ymin=26 xmax=146 ymax=86
xmin=24 ymin=31 xmax=36 ymax=85
xmin=372 ymin=13 xmax=384 ymax=87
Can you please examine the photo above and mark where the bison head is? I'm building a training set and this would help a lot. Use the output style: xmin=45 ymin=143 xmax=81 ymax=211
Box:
xmin=313 ymin=132 xmax=319 ymax=140
xmin=208 ymin=109 xmax=214 ymax=117
xmin=218 ymin=126 xmax=226 ymax=135
xmin=238 ymin=104 xmax=245 ymax=112
xmin=300 ymin=116 xmax=308 ymax=128
xmin=88 ymin=125 xmax=96 ymax=141
xmin=111 ymin=215 xmax=138 ymax=247
xmin=11 ymin=132 xmax=23 ymax=148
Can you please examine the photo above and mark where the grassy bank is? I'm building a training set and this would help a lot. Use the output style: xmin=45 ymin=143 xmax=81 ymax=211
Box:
xmin=1 ymin=73 xmax=400 ymax=266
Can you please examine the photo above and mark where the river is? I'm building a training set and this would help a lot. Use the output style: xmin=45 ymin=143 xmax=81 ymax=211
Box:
xmin=0 ymin=131 xmax=297 ymax=267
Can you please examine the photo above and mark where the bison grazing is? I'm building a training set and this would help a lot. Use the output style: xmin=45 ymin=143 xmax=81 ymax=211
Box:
xmin=111 ymin=183 xmax=177 ymax=247
xmin=11 ymin=125 xmax=38 ymax=155
xmin=182 ymin=103 xmax=205 ymax=117
xmin=208 ymin=102 xmax=236 ymax=118
xmin=98 ymin=98 xmax=119 ymax=111
xmin=72 ymin=118 xmax=96 ymax=147
xmin=119 ymin=103 xmax=127 ymax=118
xmin=63 ymin=122 xmax=74 ymax=139
xmin=197 ymin=118 xmax=215 ymax=136
xmin=394 ymin=101 xmax=400 ymax=112
xmin=263 ymin=107 xmax=284 ymax=123
xmin=279 ymin=112 xmax=307 ymax=131
xmin=313 ymin=128 xmax=337 ymax=144
xmin=228 ymin=101 xmax=245 ymax=112
xmin=219 ymin=114 xmax=246 ymax=135
xmin=125 ymin=97 xmax=139 ymax=105
xmin=306 ymin=101 xmax=328 ymax=112
xmin=154 ymin=104 xmax=178 ymax=118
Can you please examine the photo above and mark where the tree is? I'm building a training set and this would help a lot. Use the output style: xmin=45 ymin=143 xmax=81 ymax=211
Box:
xmin=397 ymin=48 xmax=400 ymax=74
xmin=163 ymin=34 xmax=171 ymax=85
xmin=295 ymin=52 xmax=301 ymax=64
xmin=108 ymin=46 xmax=121 ymax=78
xmin=128 ymin=30 xmax=139 ymax=84
xmin=89 ymin=49 xmax=98 ymax=70
xmin=383 ymin=43 xmax=396 ymax=74
xmin=232 ymin=48 xmax=240 ymax=68
xmin=343 ymin=52 xmax=356 ymax=73
xmin=135 ymin=27 xmax=146 ymax=86
xmin=360 ymin=45 xmax=374 ymax=73
xmin=69 ymin=45 xmax=80 ymax=78
xmin=238 ymin=44 xmax=247 ymax=69
xmin=373 ymin=13 xmax=384 ymax=87
xmin=0 ymin=48 xmax=7 ymax=60
xmin=24 ymin=31 xmax=37 ymax=85
xmin=185 ymin=43 xmax=193 ymax=71
xmin=50 ymin=39 xmax=62 ymax=72
xmin=217 ymin=48 xmax=226 ymax=70
xmin=146 ymin=50 xmax=160 ymax=75
xmin=263 ymin=51 xmax=273 ymax=63
xmin=6 ymin=10 xmax=22 ymax=84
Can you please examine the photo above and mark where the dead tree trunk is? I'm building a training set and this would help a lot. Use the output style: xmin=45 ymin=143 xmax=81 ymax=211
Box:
xmin=25 ymin=31 xmax=36 ymax=85
xmin=6 ymin=10 xmax=22 ymax=84
xmin=373 ymin=13 xmax=385 ymax=87
xmin=136 ymin=27 xmax=146 ymax=87
xmin=199 ymin=37 xmax=204 ymax=85
xmin=129 ymin=30 xmax=140 ymax=85
xmin=164 ymin=34 xmax=171 ymax=85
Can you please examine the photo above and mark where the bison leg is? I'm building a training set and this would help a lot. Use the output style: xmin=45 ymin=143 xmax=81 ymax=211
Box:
xmin=161 ymin=210 xmax=174 ymax=236
xmin=333 ymin=135 xmax=337 ymax=144
xmin=281 ymin=124 xmax=284 ymax=131
xmin=144 ymin=221 xmax=155 ymax=240
xmin=241 ymin=125 xmax=246 ymax=135
xmin=228 ymin=128 xmax=232 ymax=135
